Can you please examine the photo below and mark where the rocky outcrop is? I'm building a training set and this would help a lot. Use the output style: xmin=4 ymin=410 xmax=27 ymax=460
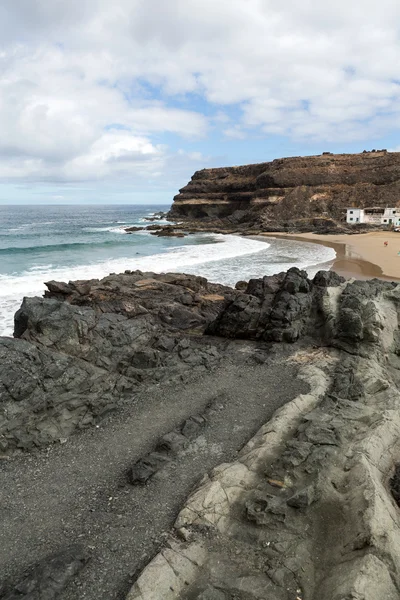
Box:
xmin=0 ymin=547 xmax=87 ymax=600
xmin=207 ymin=268 xmax=345 ymax=342
xmin=1 ymin=268 xmax=398 ymax=454
xmin=126 ymin=272 xmax=400 ymax=600
xmin=0 ymin=271 xmax=232 ymax=453
xmin=168 ymin=150 xmax=400 ymax=232
xmin=3 ymin=268 xmax=400 ymax=598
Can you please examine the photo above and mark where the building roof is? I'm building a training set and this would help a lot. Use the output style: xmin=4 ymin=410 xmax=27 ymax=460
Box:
xmin=346 ymin=206 xmax=396 ymax=211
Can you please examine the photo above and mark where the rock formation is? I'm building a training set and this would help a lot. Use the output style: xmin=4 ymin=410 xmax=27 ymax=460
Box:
xmin=126 ymin=270 xmax=400 ymax=600
xmin=3 ymin=268 xmax=400 ymax=599
xmin=0 ymin=271 xmax=231 ymax=453
xmin=168 ymin=150 xmax=400 ymax=232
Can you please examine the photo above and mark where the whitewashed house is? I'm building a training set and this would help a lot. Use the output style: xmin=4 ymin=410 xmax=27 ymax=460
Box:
xmin=381 ymin=208 xmax=398 ymax=225
xmin=346 ymin=207 xmax=398 ymax=225
xmin=346 ymin=208 xmax=364 ymax=223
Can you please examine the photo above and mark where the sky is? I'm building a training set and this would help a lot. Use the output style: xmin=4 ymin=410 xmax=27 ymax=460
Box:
xmin=1 ymin=0 xmax=400 ymax=205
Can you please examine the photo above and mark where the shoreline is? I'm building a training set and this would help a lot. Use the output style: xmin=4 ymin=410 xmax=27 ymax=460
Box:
xmin=255 ymin=231 xmax=400 ymax=282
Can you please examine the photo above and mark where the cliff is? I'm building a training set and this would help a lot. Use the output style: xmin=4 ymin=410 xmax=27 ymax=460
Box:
xmin=168 ymin=150 xmax=400 ymax=231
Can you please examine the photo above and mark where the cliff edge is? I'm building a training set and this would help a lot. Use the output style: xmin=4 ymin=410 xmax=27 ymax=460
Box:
xmin=168 ymin=150 xmax=400 ymax=232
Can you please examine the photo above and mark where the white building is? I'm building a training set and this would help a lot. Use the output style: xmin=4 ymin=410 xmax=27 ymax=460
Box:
xmin=346 ymin=208 xmax=364 ymax=223
xmin=381 ymin=207 xmax=398 ymax=225
xmin=346 ymin=207 xmax=398 ymax=225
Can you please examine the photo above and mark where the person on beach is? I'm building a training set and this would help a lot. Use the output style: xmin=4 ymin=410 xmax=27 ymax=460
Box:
xmin=384 ymin=241 xmax=388 ymax=247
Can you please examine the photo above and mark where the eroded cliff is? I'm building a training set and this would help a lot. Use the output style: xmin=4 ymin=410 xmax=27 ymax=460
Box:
xmin=168 ymin=150 xmax=400 ymax=231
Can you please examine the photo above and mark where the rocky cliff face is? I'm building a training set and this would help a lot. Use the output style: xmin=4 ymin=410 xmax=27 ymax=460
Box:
xmin=168 ymin=150 xmax=400 ymax=231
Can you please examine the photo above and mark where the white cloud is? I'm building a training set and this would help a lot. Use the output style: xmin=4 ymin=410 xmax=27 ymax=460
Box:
xmin=1 ymin=0 xmax=400 ymax=187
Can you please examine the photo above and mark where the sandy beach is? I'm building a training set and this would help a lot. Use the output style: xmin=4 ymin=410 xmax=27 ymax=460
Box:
xmin=259 ymin=231 xmax=400 ymax=282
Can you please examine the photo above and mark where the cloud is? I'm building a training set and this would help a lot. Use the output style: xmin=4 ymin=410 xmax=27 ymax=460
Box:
xmin=1 ymin=0 xmax=400 ymax=188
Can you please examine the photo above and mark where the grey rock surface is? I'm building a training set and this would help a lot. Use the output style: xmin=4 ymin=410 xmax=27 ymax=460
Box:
xmin=3 ymin=268 xmax=400 ymax=599
xmin=1 ymin=271 xmax=232 ymax=453
xmin=1 ymin=547 xmax=87 ymax=600
xmin=125 ymin=272 xmax=400 ymax=600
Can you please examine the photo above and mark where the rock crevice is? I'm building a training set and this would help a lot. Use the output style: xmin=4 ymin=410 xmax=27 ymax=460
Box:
xmin=125 ymin=272 xmax=400 ymax=600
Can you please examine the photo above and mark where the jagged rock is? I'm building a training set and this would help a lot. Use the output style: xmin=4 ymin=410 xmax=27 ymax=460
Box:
xmin=207 ymin=268 xmax=317 ymax=342
xmin=4 ymin=268 xmax=400 ymax=459
xmin=156 ymin=431 xmax=188 ymax=455
xmin=287 ymin=485 xmax=317 ymax=508
xmin=150 ymin=230 xmax=186 ymax=237
xmin=6 ymin=266 xmax=400 ymax=600
xmin=0 ymin=272 xmax=232 ymax=453
xmin=390 ymin=465 xmax=400 ymax=507
xmin=1 ymin=546 xmax=87 ymax=600
xmin=181 ymin=415 xmax=206 ymax=439
xmin=313 ymin=270 xmax=345 ymax=287
xmin=130 ymin=410 xmax=209 ymax=485
xmin=125 ymin=273 xmax=400 ymax=600
xmin=130 ymin=453 xmax=172 ymax=484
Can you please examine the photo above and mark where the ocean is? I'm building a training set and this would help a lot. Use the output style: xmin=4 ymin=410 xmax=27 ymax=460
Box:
xmin=0 ymin=204 xmax=336 ymax=336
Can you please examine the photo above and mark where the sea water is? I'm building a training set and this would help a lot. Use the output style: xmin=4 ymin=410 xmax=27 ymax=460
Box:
xmin=0 ymin=204 xmax=335 ymax=336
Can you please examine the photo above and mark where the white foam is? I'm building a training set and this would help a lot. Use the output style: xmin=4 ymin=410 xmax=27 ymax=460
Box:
xmin=28 ymin=264 xmax=53 ymax=271
xmin=179 ymin=236 xmax=336 ymax=285
xmin=0 ymin=235 xmax=267 ymax=335
xmin=0 ymin=234 xmax=336 ymax=337
xmin=82 ymin=226 xmax=127 ymax=233
xmin=5 ymin=222 xmax=54 ymax=232
xmin=139 ymin=218 xmax=170 ymax=225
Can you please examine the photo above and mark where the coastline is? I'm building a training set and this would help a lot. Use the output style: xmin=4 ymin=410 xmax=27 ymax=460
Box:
xmin=256 ymin=231 xmax=400 ymax=282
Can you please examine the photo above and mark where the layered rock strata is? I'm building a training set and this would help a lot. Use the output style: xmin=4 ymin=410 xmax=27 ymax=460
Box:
xmin=127 ymin=271 xmax=400 ymax=600
xmin=168 ymin=151 xmax=400 ymax=232
xmin=3 ymin=269 xmax=400 ymax=598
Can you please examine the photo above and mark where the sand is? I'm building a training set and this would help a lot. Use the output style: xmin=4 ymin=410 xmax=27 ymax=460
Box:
xmin=259 ymin=231 xmax=400 ymax=282
xmin=0 ymin=351 xmax=302 ymax=600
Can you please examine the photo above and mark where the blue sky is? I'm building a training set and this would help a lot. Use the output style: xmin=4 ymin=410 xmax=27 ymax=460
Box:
xmin=1 ymin=0 xmax=400 ymax=205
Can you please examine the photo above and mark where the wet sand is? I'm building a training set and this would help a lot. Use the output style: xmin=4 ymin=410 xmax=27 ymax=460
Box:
xmin=258 ymin=231 xmax=400 ymax=282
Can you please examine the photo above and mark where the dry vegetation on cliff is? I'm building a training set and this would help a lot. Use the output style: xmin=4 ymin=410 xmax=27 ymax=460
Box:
xmin=169 ymin=151 xmax=400 ymax=233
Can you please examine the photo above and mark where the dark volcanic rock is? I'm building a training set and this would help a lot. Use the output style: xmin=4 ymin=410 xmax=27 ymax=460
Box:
xmin=390 ymin=465 xmax=400 ymax=508
xmin=207 ymin=268 xmax=315 ymax=342
xmin=1 ymin=547 xmax=87 ymax=600
xmin=207 ymin=268 xmax=397 ymax=347
xmin=4 ymin=265 xmax=400 ymax=599
xmin=126 ymin=264 xmax=400 ymax=600
xmin=130 ymin=411 xmax=207 ymax=485
xmin=1 ymin=271 xmax=231 ymax=453
xmin=1 ymin=267 xmax=399 ymax=454
xmin=150 ymin=230 xmax=186 ymax=237
xmin=124 ymin=226 xmax=144 ymax=232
